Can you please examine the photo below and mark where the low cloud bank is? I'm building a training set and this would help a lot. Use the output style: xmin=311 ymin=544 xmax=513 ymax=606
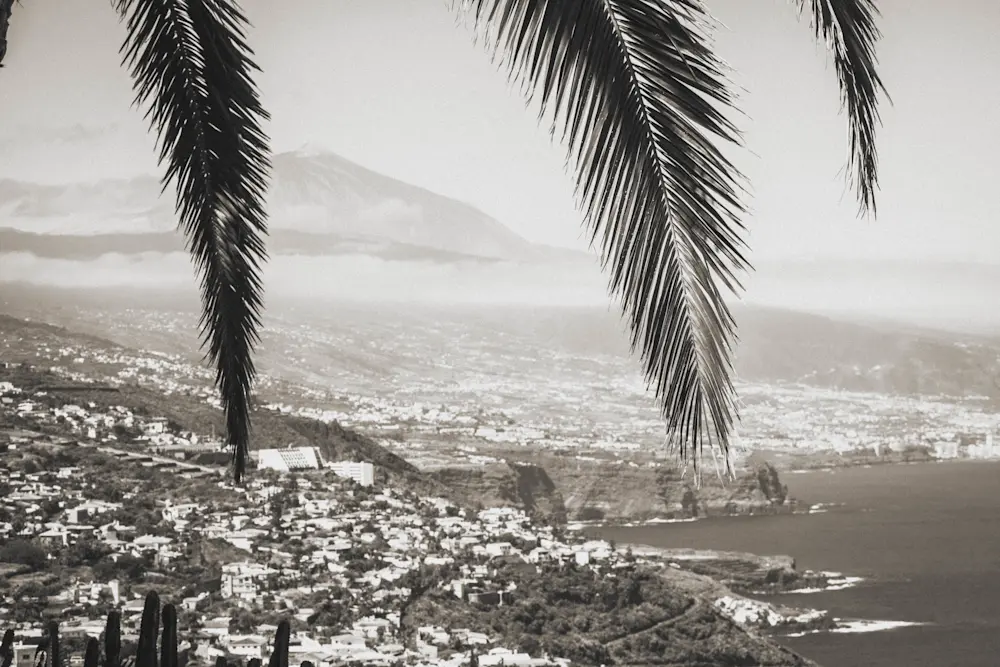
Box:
xmin=0 ymin=251 xmax=612 ymax=307
xmin=3 ymin=251 xmax=998 ymax=333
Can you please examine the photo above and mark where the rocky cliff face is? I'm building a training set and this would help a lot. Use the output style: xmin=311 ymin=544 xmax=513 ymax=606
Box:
xmin=430 ymin=462 xmax=568 ymax=525
xmin=531 ymin=457 xmax=796 ymax=523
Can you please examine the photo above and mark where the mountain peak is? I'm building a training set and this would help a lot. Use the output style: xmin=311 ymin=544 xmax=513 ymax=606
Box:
xmin=0 ymin=148 xmax=537 ymax=260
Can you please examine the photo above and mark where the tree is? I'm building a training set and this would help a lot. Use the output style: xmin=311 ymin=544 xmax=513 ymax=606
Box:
xmin=63 ymin=534 xmax=113 ymax=568
xmin=0 ymin=539 xmax=48 ymax=570
xmin=0 ymin=0 xmax=888 ymax=482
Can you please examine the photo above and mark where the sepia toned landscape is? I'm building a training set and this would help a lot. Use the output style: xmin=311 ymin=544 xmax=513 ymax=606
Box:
xmin=3 ymin=1 xmax=1000 ymax=667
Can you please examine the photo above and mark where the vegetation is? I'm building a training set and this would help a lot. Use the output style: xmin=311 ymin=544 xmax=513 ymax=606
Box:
xmin=0 ymin=1 xmax=890 ymax=483
xmin=0 ymin=592 xmax=300 ymax=667
xmin=405 ymin=560 xmax=815 ymax=666
xmin=0 ymin=540 xmax=47 ymax=571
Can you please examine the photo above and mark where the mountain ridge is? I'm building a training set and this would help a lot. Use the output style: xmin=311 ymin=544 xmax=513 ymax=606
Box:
xmin=0 ymin=148 xmax=566 ymax=262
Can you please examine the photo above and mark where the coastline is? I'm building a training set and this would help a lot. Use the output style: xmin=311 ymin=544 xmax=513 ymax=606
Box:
xmin=592 ymin=510 xmax=932 ymax=644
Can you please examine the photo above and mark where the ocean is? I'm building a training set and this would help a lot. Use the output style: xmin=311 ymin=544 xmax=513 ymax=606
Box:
xmin=594 ymin=460 xmax=1000 ymax=667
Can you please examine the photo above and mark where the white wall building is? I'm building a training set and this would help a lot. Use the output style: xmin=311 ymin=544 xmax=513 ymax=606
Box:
xmin=220 ymin=561 xmax=276 ymax=599
xmin=255 ymin=447 xmax=322 ymax=472
xmin=933 ymin=441 xmax=959 ymax=459
xmin=328 ymin=461 xmax=375 ymax=487
xmin=967 ymin=430 xmax=999 ymax=459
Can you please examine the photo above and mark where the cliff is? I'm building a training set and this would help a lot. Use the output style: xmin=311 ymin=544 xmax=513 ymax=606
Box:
xmin=501 ymin=452 xmax=798 ymax=523
xmin=430 ymin=462 xmax=568 ymax=525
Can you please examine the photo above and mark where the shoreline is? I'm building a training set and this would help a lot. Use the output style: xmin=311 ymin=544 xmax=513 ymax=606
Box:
xmin=761 ymin=448 xmax=1000 ymax=475
xmin=613 ymin=543 xmax=853 ymax=637
xmin=570 ymin=456 xmax=1000 ymax=529
xmin=597 ymin=538 xmax=927 ymax=642
xmin=783 ymin=455 xmax=1000 ymax=475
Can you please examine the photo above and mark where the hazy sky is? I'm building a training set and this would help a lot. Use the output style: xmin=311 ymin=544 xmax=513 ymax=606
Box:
xmin=2 ymin=0 xmax=999 ymax=262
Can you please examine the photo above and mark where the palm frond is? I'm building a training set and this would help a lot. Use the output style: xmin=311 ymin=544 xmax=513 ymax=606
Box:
xmin=795 ymin=0 xmax=889 ymax=215
xmin=0 ymin=0 xmax=15 ymax=67
xmin=459 ymin=0 xmax=750 ymax=475
xmin=116 ymin=0 xmax=270 ymax=482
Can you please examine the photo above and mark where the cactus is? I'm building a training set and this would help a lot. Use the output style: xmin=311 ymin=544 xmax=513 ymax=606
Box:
xmin=1 ymin=629 xmax=14 ymax=667
xmin=136 ymin=592 xmax=160 ymax=667
xmin=267 ymin=621 xmax=290 ymax=667
xmin=159 ymin=605 xmax=178 ymax=667
xmin=83 ymin=639 xmax=101 ymax=667
xmin=0 ymin=593 xmax=307 ymax=667
xmin=45 ymin=621 xmax=60 ymax=667
xmin=104 ymin=610 xmax=121 ymax=667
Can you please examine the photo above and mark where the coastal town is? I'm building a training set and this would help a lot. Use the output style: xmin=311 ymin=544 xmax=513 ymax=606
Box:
xmin=0 ymin=373 xmax=838 ymax=667
xmin=0 ymin=311 xmax=992 ymax=666
xmin=3 ymin=312 xmax=999 ymax=473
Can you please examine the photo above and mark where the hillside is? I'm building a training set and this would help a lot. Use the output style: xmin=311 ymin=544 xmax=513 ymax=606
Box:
xmin=431 ymin=463 xmax=569 ymax=526
xmin=0 ymin=359 xmax=449 ymax=496
xmin=731 ymin=304 xmax=1000 ymax=401
xmin=5 ymin=281 xmax=998 ymax=406
xmin=0 ymin=148 xmax=549 ymax=261
xmin=0 ymin=312 xmax=802 ymax=524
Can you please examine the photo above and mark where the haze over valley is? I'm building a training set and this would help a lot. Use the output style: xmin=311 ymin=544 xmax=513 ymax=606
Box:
xmin=3 ymin=145 xmax=999 ymax=332
xmin=3 ymin=2 xmax=1000 ymax=666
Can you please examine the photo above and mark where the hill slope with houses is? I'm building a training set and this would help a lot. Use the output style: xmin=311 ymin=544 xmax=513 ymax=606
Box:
xmin=0 ymin=338 xmax=837 ymax=667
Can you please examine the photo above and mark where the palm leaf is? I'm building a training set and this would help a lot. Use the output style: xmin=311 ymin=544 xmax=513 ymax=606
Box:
xmin=116 ymin=0 xmax=271 ymax=482
xmin=0 ymin=0 xmax=14 ymax=67
xmin=460 ymin=0 xmax=750 ymax=474
xmin=795 ymin=0 xmax=889 ymax=215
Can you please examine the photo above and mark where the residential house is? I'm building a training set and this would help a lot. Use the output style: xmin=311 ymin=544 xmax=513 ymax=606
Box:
xmin=220 ymin=561 xmax=277 ymax=600
xmin=224 ymin=635 xmax=268 ymax=660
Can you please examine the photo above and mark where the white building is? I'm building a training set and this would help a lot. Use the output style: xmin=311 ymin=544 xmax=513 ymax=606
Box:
xmin=933 ymin=441 xmax=959 ymax=459
xmin=967 ymin=430 xmax=999 ymax=459
xmin=328 ymin=461 xmax=375 ymax=487
xmin=144 ymin=418 xmax=169 ymax=435
xmin=255 ymin=447 xmax=322 ymax=472
xmin=220 ymin=561 xmax=276 ymax=599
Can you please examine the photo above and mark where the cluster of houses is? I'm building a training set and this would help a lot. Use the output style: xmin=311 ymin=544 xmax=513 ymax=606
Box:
xmin=2 ymin=379 xmax=216 ymax=451
xmin=1 ymin=383 xmax=624 ymax=667
xmin=737 ymin=383 xmax=1000 ymax=458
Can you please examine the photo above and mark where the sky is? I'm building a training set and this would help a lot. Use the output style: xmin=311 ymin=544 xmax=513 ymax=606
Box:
xmin=2 ymin=0 xmax=998 ymax=264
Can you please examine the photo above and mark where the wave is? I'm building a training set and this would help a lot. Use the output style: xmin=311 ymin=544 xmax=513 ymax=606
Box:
xmin=785 ymin=619 xmax=930 ymax=638
xmin=785 ymin=573 xmax=865 ymax=594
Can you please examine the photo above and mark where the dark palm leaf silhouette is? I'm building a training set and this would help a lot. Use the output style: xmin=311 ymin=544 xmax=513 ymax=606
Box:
xmin=115 ymin=0 xmax=271 ymax=482
xmin=0 ymin=0 xmax=888 ymax=481
xmin=0 ymin=0 xmax=12 ymax=67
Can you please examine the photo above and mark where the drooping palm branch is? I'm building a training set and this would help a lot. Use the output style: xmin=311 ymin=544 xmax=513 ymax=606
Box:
xmin=115 ymin=0 xmax=270 ymax=482
xmin=0 ymin=0 xmax=15 ymax=67
xmin=459 ymin=0 xmax=887 ymax=477
xmin=795 ymin=0 xmax=889 ymax=216
xmin=1 ymin=0 xmax=885 ymax=484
